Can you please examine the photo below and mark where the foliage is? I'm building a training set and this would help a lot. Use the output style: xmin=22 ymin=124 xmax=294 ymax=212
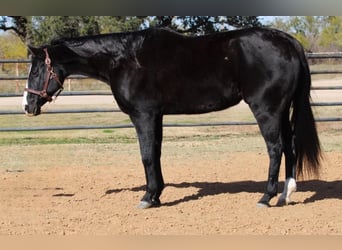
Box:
xmin=270 ymin=16 xmax=342 ymax=52
xmin=4 ymin=16 xmax=342 ymax=56
xmin=0 ymin=32 xmax=27 ymax=74
xmin=0 ymin=32 xmax=26 ymax=58
xmin=0 ymin=16 xmax=262 ymax=47
xmin=0 ymin=16 xmax=27 ymax=41
xmin=271 ymin=16 xmax=324 ymax=52
xmin=26 ymin=16 xmax=147 ymax=45
xmin=319 ymin=16 xmax=342 ymax=51
xmin=151 ymin=16 xmax=262 ymax=35
xmin=0 ymin=16 xmax=342 ymax=52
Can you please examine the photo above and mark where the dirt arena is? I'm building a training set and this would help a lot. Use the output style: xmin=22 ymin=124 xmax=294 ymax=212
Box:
xmin=0 ymin=123 xmax=341 ymax=235
xmin=0 ymin=77 xmax=341 ymax=235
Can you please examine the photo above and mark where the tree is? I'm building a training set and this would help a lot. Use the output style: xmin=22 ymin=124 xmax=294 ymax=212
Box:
xmin=271 ymin=16 xmax=324 ymax=52
xmin=97 ymin=16 xmax=146 ymax=33
xmin=151 ymin=16 xmax=262 ymax=35
xmin=0 ymin=16 xmax=147 ymax=46
xmin=27 ymin=16 xmax=101 ymax=46
xmin=1 ymin=16 xmax=263 ymax=46
xmin=0 ymin=32 xmax=26 ymax=58
xmin=0 ymin=16 xmax=29 ymax=43
xmin=319 ymin=16 xmax=342 ymax=51
xmin=0 ymin=32 xmax=27 ymax=73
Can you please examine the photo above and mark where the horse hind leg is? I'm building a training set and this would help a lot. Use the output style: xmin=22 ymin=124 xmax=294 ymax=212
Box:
xmin=249 ymin=105 xmax=283 ymax=207
xmin=257 ymin=136 xmax=283 ymax=207
xmin=277 ymin=114 xmax=297 ymax=206
xmin=277 ymin=178 xmax=297 ymax=206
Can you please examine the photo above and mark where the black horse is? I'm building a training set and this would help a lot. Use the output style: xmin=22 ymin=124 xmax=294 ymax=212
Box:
xmin=23 ymin=27 xmax=321 ymax=208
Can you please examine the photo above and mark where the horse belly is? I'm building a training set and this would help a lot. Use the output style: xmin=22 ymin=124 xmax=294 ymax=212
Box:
xmin=163 ymin=82 xmax=242 ymax=114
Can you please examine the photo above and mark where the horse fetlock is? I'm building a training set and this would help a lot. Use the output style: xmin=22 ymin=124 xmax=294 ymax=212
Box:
xmin=277 ymin=178 xmax=297 ymax=206
xmin=137 ymin=191 xmax=161 ymax=209
xmin=257 ymin=191 xmax=277 ymax=208
xmin=276 ymin=194 xmax=288 ymax=206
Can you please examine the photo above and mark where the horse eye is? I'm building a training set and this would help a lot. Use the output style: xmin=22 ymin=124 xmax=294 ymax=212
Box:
xmin=29 ymin=60 xmax=43 ymax=76
xmin=29 ymin=66 xmax=38 ymax=75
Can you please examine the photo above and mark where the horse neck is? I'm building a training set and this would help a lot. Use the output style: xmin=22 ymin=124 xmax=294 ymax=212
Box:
xmin=65 ymin=57 xmax=111 ymax=84
xmin=63 ymin=32 xmax=145 ymax=84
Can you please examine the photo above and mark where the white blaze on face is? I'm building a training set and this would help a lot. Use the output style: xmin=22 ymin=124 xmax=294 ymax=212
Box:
xmin=22 ymin=65 xmax=31 ymax=112
xmin=22 ymin=81 xmax=28 ymax=111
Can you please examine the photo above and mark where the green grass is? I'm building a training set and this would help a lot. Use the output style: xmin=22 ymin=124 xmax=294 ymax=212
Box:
xmin=0 ymin=126 xmax=262 ymax=146
xmin=0 ymin=133 xmax=137 ymax=145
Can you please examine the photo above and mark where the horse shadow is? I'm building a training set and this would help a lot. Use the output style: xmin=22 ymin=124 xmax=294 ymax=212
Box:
xmin=105 ymin=179 xmax=342 ymax=206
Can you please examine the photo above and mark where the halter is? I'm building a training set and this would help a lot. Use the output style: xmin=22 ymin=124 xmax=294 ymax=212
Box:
xmin=25 ymin=48 xmax=64 ymax=102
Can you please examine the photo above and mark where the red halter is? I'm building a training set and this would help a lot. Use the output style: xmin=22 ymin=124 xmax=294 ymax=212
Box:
xmin=25 ymin=48 xmax=64 ymax=102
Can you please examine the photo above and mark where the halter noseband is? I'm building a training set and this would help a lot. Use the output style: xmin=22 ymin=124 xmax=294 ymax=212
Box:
xmin=25 ymin=48 xmax=64 ymax=102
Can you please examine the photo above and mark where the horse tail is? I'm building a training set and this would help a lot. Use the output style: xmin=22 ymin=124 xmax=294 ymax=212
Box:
xmin=291 ymin=48 xmax=322 ymax=178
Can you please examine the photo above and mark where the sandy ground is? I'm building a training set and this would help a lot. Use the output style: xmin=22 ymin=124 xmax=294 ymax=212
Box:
xmin=0 ymin=77 xmax=341 ymax=235
xmin=0 ymin=129 xmax=341 ymax=235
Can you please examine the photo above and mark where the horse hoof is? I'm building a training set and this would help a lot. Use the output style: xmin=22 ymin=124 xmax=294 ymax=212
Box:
xmin=137 ymin=198 xmax=161 ymax=209
xmin=137 ymin=201 xmax=153 ymax=209
xmin=257 ymin=202 xmax=270 ymax=208
xmin=276 ymin=197 xmax=287 ymax=207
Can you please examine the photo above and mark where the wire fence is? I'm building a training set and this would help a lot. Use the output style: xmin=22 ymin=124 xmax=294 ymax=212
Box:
xmin=0 ymin=53 xmax=341 ymax=131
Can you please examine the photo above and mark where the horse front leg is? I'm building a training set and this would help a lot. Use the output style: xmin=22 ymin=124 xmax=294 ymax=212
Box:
xmin=130 ymin=111 xmax=164 ymax=209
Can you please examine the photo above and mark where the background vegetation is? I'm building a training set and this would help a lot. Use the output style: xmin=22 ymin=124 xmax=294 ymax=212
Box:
xmin=0 ymin=16 xmax=261 ymax=47
xmin=0 ymin=16 xmax=340 ymax=76
xmin=0 ymin=16 xmax=260 ymax=76
xmin=1 ymin=16 xmax=342 ymax=58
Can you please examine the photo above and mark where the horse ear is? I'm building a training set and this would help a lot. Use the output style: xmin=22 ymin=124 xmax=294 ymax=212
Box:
xmin=27 ymin=45 xmax=45 ymax=58
xmin=27 ymin=45 xmax=39 ymax=55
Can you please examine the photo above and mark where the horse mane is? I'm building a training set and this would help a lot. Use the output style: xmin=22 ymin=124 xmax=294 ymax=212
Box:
xmin=49 ymin=27 xmax=185 ymax=48
xmin=50 ymin=29 xmax=152 ymax=47
xmin=49 ymin=29 xmax=154 ymax=69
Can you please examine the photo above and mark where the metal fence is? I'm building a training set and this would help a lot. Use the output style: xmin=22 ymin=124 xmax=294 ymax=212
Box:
xmin=0 ymin=53 xmax=341 ymax=132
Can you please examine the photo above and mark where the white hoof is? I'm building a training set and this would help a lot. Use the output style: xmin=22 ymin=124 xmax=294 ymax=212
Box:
xmin=277 ymin=178 xmax=297 ymax=206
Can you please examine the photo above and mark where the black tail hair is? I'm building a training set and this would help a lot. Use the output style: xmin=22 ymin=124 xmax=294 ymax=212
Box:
xmin=291 ymin=51 xmax=322 ymax=178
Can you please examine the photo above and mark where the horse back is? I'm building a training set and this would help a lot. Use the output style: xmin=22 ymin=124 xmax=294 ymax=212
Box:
xmin=113 ymin=28 xmax=304 ymax=115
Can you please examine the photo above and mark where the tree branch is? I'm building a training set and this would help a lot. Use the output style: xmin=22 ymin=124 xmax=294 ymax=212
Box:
xmin=0 ymin=25 xmax=21 ymax=35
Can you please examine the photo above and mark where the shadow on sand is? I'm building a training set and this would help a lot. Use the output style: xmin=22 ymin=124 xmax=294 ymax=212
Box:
xmin=105 ymin=179 xmax=342 ymax=207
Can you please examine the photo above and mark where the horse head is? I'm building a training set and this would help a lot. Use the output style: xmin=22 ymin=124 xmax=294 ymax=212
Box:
xmin=23 ymin=45 xmax=67 ymax=116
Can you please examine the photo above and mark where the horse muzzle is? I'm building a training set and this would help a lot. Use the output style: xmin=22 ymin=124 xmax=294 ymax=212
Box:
xmin=24 ymin=104 xmax=41 ymax=116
